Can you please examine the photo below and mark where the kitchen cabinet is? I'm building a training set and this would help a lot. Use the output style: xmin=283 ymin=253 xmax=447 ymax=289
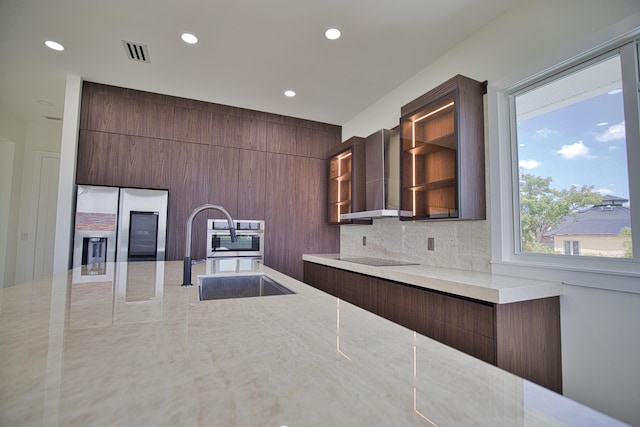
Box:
xmin=400 ymin=74 xmax=486 ymax=220
xmin=77 ymin=81 xmax=341 ymax=278
xmin=327 ymin=137 xmax=367 ymax=225
xmin=303 ymin=261 xmax=562 ymax=393
xmin=266 ymin=154 xmax=335 ymax=280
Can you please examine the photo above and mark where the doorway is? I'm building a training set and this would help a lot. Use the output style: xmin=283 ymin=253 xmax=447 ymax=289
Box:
xmin=0 ymin=138 xmax=15 ymax=287
xmin=30 ymin=151 xmax=60 ymax=281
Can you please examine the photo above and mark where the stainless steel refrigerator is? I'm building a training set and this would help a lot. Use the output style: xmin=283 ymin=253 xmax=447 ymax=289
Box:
xmin=72 ymin=185 xmax=168 ymax=272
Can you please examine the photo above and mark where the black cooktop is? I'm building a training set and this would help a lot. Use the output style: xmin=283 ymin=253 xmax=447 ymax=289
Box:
xmin=338 ymin=257 xmax=419 ymax=267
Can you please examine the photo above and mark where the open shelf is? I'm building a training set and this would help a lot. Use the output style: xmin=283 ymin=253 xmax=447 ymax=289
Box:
xmin=404 ymin=133 xmax=456 ymax=155
xmin=400 ymin=75 xmax=486 ymax=220
xmin=406 ymin=178 xmax=456 ymax=192
xmin=331 ymin=171 xmax=352 ymax=182
xmin=327 ymin=137 xmax=366 ymax=225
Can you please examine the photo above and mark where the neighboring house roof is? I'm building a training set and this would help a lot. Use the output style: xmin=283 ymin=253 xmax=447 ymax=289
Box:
xmin=548 ymin=203 xmax=631 ymax=236
xmin=599 ymin=195 xmax=628 ymax=205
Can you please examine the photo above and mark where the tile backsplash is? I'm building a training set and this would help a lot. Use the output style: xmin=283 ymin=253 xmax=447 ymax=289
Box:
xmin=340 ymin=217 xmax=491 ymax=273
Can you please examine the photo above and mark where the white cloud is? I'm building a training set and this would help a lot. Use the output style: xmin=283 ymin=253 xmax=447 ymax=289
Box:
xmin=519 ymin=159 xmax=541 ymax=169
xmin=597 ymin=188 xmax=614 ymax=195
xmin=557 ymin=141 xmax=597 ymax=160
xmin=535 ymin=128 xmax=559 ymax=138
xmin=595 ymin=121 xmax=625 ymax=142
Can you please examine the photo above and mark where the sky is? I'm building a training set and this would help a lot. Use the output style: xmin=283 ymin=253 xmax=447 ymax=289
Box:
xmin=516 ymin=90 xmax=630 ymax=201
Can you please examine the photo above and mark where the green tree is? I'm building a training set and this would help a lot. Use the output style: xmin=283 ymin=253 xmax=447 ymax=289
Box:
xmin=519 ymin=173 xmax=603 ymax=252
xmin=620 ymin=226 xmax=633 ymax=258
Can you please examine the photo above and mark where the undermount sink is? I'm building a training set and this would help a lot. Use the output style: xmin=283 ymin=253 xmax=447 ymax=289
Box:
xmin=198 ymin=274 xmax=295 ymax=300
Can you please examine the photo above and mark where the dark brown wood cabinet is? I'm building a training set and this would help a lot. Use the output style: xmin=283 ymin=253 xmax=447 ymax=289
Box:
xmin=327 ymin=137 xmax=366 ymax=225
xmin=76 ymin=81 xmax=341 ymax=280
xmin=400 ymin=74 xmax=486 ymax=220
xmin=303 ymin=261 xmax=562 ymax=393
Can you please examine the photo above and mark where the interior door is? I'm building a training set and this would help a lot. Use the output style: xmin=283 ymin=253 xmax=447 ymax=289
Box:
xmin=0 ymin=138 xmax=15 ymax=287
xmin=32 ymin=152 xmax=60 ymax=280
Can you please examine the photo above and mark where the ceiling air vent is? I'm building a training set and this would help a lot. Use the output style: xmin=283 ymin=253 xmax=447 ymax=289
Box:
xmin=122 ymin=40 xmax=150 ymax=63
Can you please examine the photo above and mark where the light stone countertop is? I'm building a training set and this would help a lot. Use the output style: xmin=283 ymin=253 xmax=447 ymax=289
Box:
xmin=303 ymin=254 xmax=563 ymax=304
xmin=0 ymin=260 xmax=624 ymax=427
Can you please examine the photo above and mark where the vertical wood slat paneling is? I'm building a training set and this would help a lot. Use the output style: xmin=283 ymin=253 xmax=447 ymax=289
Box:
xmin=266 ymin=122 xmax=340 ymax=158
xmin=298 ymin=156 xmax=337 ymax=254
xmin=172 ymin=107 xmax=217 ymax=145
xmin=113 ymin=135 xmax=153 ymax=188
xmin=221 ymin=115 xmax=267 ymax=151
xmin=266 ymin=122 xmax=297 ymax=156
xmin=496 ymin=297 xmax=562 ymax=394
xmin=265 ymin=153 xmax=334 ymax=279
xmin=237 ymin=149 xmax=266 ymax=220
xmin=78 ymin=132 xmax=172 ymax=191
xmin=78 ymin=81 xmax=340 ymax=276
xmin=136 ymin=99 xmax=175 ymax=139
xmin=76 ymin=130 xmax=119 ymax=186
xmin=296 ymin=127 xmax=338 ymax=159
xmin=86 ymin=92 xmax=175 ymax=139
xmin=149 ymin=139 xmax=174 ymax=191
xmin=79 ymin=85 xmax=91 ymax=130
xmin=207 ymin=145 xmax=240 ymax=218
xmin=264 ymin=153 xmax=299 ymax=278
xmin=85 ymin=92 xmax=129 ymax=135
xmin=167 ymin=141 xmax=211 ymax=261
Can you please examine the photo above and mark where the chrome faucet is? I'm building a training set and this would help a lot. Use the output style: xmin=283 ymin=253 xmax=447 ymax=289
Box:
xmin=182 ymin=204 xmax=237 ymax=286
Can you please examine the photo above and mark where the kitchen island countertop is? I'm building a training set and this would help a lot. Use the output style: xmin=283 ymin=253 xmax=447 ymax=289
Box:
xmin=0 ymin=260 xmax=624 ymax=426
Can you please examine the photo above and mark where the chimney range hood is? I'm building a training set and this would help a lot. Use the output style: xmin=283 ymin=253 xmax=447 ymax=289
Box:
xmin=340 ymin=129 xmax=411 ymax=220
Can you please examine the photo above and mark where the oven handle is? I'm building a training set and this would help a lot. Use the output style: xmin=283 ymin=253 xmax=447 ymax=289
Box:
xmin=209 ymin=231 xmax=263 ymax=236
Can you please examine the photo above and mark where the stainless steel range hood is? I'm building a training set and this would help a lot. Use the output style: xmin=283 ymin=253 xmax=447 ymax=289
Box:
xmin=340 ymin=129 xmax=411 ymax=220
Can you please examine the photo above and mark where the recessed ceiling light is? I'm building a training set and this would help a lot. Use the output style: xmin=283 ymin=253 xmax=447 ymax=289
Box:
xmin=325 ymin=28 xmax=341 ymax=40
xmin=608 ymin=89 xmax=622 ymax=95
xmin=45 ymin=40 xmax=65 ymax=51
xmin=284 ymin=90 xmax=296 ymax=97
xmin=181 ymin=33 xmax=198 ymax=44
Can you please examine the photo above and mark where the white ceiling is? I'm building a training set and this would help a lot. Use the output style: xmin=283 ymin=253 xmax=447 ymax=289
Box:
xmin=0 ymin=0 xmax=523 ymax=127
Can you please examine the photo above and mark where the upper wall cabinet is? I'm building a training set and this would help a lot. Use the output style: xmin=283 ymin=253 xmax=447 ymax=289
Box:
xmin=400 ymin=74 xmax=486 ymax=220
xmin=328 ymin=137 xmax=366 ymax=225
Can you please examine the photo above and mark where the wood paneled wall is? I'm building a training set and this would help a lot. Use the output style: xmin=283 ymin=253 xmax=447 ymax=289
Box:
xmin=77 ymin=82 xmax=341 ymax=280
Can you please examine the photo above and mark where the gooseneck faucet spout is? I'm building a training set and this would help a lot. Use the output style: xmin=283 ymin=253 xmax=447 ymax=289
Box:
xmin=182 ymin=204 xmax=236 ymax=286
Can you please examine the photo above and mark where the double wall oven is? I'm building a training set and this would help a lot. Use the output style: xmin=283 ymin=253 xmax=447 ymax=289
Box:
xmin=205 ymin=219 xmax=264 ymax=274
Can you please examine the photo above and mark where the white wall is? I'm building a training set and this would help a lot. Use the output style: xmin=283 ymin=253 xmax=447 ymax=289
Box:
xmin=341 ymin=1 xmax=640 ymax=425
xmin=0 ymin=104 xmax=26 ymax=287
xmin=342 ymin=0 xmax=640 ymax=140
xmin=13 ymin=121 xmax=62 ymax=285
xmin=561 ymin=284 xmax=640 ymax=425
xmin=0 ymin=105 xmax=62 ymax=287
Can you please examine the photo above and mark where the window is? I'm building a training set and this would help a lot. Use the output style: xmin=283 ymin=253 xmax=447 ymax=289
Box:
xmin=563 ymin=240 xmax=580 ymax=256
xmin=509 ymin=40 xmax=639 ymax=263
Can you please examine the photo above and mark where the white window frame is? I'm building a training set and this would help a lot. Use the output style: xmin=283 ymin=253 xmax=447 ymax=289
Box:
xmin=488 ymin=27 xmax=640 ymax=293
